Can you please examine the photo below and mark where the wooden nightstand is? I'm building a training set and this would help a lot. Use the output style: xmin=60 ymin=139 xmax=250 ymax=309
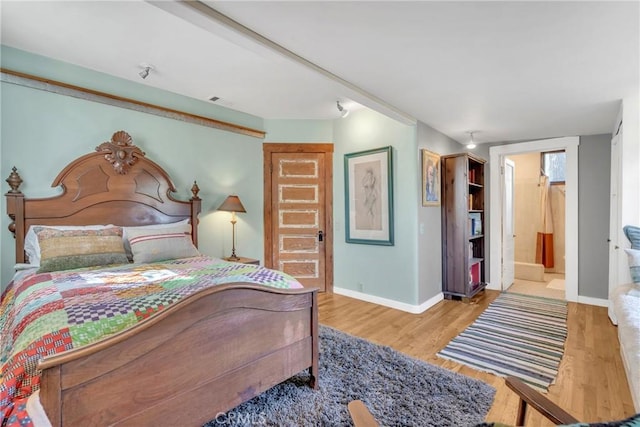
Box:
xmin=224 ymin=256 xmax=260 ymax=265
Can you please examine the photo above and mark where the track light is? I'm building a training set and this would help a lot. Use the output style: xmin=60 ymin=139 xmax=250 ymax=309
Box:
xmin=138 ymin=63 xmax=154 ymax=80
xmin=337 ymin=100 xmax=349 ymax=118
xmin=466 ymin=131 xmax=477 ymax=149
xmin=139 ymin=67 xmax=151 ymax=79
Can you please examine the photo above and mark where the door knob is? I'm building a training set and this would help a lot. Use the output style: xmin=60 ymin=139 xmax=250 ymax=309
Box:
xmin=318 ymin=230 xmax=324 ymax=242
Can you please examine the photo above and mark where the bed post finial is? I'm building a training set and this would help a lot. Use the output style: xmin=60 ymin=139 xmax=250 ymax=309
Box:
xmin=6 ymin=167 xmax=25 ymax=244
xmin=6 ymin=166 xmax=23 ymax=193
xmin=191 ymin=181 xmax=201 ymax=201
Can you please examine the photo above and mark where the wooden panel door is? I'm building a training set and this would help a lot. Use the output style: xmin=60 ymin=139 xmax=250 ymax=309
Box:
xmin=264 ymin=144 xmax=333 ymax=292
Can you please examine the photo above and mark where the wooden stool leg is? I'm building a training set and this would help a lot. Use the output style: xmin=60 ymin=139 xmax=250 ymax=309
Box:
xmin=348 ymin=400 xmax=379 ymax=427
xmin=516 ymin=399 xmax=527 ymax=426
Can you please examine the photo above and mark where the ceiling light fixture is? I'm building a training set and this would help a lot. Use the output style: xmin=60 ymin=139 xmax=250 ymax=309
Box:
xmin=138 ymin=63 xmax=154 ymax=80
xmin=337 ymin=100 xmax=349 ymax=118
xmin=466 ymin=131 xmax=477 ymax=149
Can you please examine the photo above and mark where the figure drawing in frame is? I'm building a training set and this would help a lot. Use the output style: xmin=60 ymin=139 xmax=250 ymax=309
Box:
xmin=355 ymin=161 xmax=382 ymax=231
xmin=344 ymin=146 xmax=394 ymax=245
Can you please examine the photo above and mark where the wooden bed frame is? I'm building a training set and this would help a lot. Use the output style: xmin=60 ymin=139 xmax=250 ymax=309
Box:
xmin=4 ymin=131 xmax=319 ymax=426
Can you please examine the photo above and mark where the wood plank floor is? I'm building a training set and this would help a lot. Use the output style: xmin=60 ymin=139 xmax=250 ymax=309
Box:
xmin=318 ymin=290 xmax=637 ymax=425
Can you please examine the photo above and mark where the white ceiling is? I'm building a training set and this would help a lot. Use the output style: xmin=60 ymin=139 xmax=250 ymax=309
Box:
xmin=1 ymin=1 xmax=638 ymax=144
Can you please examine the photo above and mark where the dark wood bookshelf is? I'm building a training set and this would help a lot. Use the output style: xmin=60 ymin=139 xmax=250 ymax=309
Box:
xmin=441 ymin=153 xmax=487 ymax=300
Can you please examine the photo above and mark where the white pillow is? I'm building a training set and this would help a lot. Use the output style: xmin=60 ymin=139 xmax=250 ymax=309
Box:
xmin=24 ymin=224 xmax=114 ymax=266
xmin=624 ymin=248 xmax=640 ymax=284
xmin=122 ymin=219 xmax=191 ymax=261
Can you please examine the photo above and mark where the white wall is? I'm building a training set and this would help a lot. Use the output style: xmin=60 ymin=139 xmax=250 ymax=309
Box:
xmin=617 ymin=94 xmax=640 ymax=284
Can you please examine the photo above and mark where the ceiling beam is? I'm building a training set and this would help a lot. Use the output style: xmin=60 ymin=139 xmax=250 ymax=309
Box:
xmin=148 ymin=0 xmax=417 ymax=126
xmin=0 ymin=68 xmax=266 ymax=139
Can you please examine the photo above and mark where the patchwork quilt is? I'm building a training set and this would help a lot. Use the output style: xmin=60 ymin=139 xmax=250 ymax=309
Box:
xmin=0 ymin=256 xmax=302 ymax=426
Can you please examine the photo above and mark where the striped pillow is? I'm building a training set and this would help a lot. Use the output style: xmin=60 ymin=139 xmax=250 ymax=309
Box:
xmin=126 ymin=223 xmax=200 ymax=264
xmin=35 ymin=226 xmax=128 ymax=273
xmin=122 ymin=219 xmax=190 ymax=261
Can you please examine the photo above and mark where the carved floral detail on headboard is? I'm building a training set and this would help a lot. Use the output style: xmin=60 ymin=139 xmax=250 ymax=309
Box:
xmin=96 ymin=130 xmax=146 ymax=174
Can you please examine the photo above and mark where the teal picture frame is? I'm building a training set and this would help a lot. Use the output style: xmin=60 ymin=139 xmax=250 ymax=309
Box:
xmin=344 ymin=146 xmax=394 ymax=245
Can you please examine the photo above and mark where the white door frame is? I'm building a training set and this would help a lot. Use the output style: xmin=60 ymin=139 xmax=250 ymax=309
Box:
xmin=489 ymin=137 xmax=579 ymax=302
xmin=502 ymin=157 xmax=515 ymax=290
xmin=608 ymin=128 xmax=622 ymax=321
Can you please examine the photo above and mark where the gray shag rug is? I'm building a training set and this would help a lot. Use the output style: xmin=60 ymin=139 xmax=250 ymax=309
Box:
xmin=204 ymin=326 xmax=495 ymax=426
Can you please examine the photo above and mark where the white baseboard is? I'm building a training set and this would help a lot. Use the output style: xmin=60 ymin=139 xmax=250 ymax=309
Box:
xmin=334 ymin=286 xmax=608 ymax=311
xmin=488 ymin=281 xmax=608 ymax=308
xmin=333 ymin=287 xmax=444 ymax=314
xmin=577 ymin=295 xmax=609 ymax=307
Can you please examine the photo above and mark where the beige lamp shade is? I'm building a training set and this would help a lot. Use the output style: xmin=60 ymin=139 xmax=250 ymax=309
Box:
xmin=217 ymin=195 xmax=246 ymax=213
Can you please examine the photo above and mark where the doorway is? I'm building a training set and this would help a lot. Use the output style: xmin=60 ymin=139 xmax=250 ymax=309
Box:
xmin=489 ymin=137 xmax=579 ymax=302
xmin=504 ymin=152 xmax=566 ymax=300
xmin=263 ymin=143 xmax=334 ymax=292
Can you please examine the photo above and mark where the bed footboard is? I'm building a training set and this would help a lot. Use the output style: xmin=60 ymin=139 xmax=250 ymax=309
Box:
xmin=37 ymin=284 xmax=319 ymax=427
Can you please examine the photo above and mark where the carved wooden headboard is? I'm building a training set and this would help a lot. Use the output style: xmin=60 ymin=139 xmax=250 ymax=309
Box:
xmin=5 ymin=130 xmax=201 ymax=263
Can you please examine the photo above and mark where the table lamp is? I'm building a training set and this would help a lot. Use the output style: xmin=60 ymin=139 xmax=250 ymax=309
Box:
xmin=217 ymin=195 xmax=246 ymax=261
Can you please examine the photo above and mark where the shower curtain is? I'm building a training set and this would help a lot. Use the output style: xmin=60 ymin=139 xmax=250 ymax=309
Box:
xmin=536 ymin=174 xmax=554 ymax=268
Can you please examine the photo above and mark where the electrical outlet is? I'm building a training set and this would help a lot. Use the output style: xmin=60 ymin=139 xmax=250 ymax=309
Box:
xmin=357 ymin=282 xmax=364 ymax=292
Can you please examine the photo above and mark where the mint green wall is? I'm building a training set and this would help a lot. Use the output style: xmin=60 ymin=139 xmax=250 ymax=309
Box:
xmin=1 ymin=46 xmax=262 ymax=131
xmin=266 ymin=111 xmax=424 ymax=305
xmin=0 ymin=47 xmax=267 ymax=287
xmin=333 ymin=109 xmax=419 ymax=304
xmin=1 ymin=46 xmax=447 ymax=308
xmin=264 ymin=119 xmax=333 ymax=142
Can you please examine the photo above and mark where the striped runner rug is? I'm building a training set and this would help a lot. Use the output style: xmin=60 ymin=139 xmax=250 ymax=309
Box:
xmin=437 ymin=292 xmax=568 ymax=392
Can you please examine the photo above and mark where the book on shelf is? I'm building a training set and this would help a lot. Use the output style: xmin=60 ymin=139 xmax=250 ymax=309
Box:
xmin=469 ymin=262 xmax=481 ymax=285
xmin=474 ymin=218 xmax=482 ymax=235
xmin=468 ymin=212 xmax=482 ymax=235
xmin=469 ymin=194 xmax=474 ymax=210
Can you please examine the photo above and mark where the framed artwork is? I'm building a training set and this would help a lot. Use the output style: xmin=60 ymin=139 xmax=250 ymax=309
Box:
xmin=344 ymin=146 xmax=394 ymax=245
xmin=421 ymin=149 xmax=441 ymax=206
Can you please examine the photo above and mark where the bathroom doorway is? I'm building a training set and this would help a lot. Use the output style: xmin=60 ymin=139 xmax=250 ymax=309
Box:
xmin=505 ymin=151 xmax=566 ymax=300
xmin=489 ymin=136 xmax=579 ymax=302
